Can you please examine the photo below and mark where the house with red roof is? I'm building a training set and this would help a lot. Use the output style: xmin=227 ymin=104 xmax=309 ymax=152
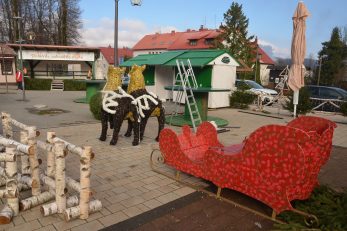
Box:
xmin=133 ymin=27 xmax=275 ymax=85
xmin=97 ymin=46 xmax=133 ymax=79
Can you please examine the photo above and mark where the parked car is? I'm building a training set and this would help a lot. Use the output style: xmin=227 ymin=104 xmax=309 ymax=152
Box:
xmin=235 ymin=79 xmax=278 ymax=104
xmin=305 ymin=85 xmax=347 ymax=112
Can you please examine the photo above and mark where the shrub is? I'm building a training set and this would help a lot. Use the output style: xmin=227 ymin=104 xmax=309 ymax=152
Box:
xmin=341 ymin=102 xmax=347 ymax=116
xmin=89 ymin=92 xmax=102 ymax=120
xmin=229 ymin=90 xmax=256 ymax=109
xmin=63 ymin=80 xmax=86 ymax=91
xmin=284 ymin=87 xmax=312 ymax=115
xmin=24 ymin=78 xmax=52 ymax=90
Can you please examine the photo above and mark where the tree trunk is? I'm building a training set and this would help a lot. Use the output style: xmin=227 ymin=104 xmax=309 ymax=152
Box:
xmin=19 ymin=131 xmax=31 ymax=175
xmin=41 ymin=195 xmax=79 ymax=217
xmin=66 ymin=176 xmax=80 ymax=193
xmin=54 ymin=141 xmax=66 ymax=213
xmin=46 ymin=132 xmax=56 ymax=177
xmin=0 ymin=136 xmax=33 ymax=156
xmin=40 ymin=173 xmax=55 ymax=190
xmin=1 ymin=112 xmax=13 ymax=139
xmin=0 ymin=205 xmax=13 ymax=224
xmin=0 ymin=153 xmax=16 ymax=162
xmin=5 ymin=146 xmax=18 ymax=216
xmin=27 ymin=126 xmax=41 ymax=196
xmin=53 ymin=137 xmax=83 ymax=156
xmin=64 ymin=200 xmax=102 ymax=221
xmin=80 ymin=146 xmax=92 ymax=219
xmin=19 ymin=191 xmax=55 ymax=211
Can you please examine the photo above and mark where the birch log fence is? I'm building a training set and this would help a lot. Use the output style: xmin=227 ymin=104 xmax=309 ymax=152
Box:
xmin=0 ymin=112 xmax=102 ymax=224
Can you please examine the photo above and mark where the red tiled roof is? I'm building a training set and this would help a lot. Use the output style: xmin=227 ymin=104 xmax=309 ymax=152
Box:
xmin=257 ymin=46 xmax=275 ymax=65
xmin=132 ymin=31 xmax=183 ymax=50
xmin=133 ymin=28 xmax=274 ymax=65
xmin=99 ymin=47 xmax=133 ymax=65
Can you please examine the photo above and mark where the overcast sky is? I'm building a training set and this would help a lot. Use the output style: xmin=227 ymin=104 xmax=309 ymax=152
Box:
xmin=79 ymin=0 xmax=347 ymax=59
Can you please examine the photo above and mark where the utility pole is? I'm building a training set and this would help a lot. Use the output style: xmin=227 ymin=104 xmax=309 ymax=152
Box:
xmin=13 ymin=16 xmax=25 ymax=101
xmin=114 ymin=0 xmax=119 ymax=67
xmin=317 ymin=56 xmax=322 ymax=86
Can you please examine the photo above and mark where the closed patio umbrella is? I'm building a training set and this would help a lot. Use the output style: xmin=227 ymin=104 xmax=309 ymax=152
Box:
xmin=288 ymin=1 xmax=310 ymax=117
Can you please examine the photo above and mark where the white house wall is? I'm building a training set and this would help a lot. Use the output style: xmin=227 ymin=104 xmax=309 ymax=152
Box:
xmin=133 ymin=50 xmax=167 ymax=57
xmin=260 ymin=64 xmax=270 ymax=86
xmin=209 ymin=65 xmax=236 ymax=108
xmin=154 ymin=65 xmax=174 ymax=100
xmin=0 ymin=59 xmax=16 ymax=84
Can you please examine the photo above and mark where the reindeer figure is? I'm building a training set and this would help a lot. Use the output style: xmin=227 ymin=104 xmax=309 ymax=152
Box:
xmin=100 ymin=65 xmax=165 ymax=146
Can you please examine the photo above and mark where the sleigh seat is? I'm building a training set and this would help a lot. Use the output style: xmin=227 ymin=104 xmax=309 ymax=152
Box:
xmin=159 ymin=116 xmax=336 ymax=214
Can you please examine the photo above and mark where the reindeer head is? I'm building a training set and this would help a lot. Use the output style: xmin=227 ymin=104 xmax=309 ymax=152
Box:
xmin=103 ymin=66 xmax=126 ymax=91
xmin=127 ymin=65 xmax=146 ymax=93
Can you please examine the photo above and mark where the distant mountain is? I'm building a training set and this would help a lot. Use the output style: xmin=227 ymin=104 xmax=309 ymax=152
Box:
xmin=274 ymin=57 xmax=318 ymax=70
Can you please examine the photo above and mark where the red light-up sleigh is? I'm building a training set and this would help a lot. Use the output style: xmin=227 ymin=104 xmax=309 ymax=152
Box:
xmin=151 ymin=116 xmax=336 ymax=223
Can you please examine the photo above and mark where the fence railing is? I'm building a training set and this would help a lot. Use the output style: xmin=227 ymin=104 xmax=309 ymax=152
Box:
xmin=32 ymin=71 xmax=88 ymax=80
xmin=310 ymin=97 xmax=346 ymax=113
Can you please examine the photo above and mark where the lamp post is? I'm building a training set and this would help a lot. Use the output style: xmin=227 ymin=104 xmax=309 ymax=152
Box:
xmin=114 ymin=0 xmax=142 ymax=67
xmin=13 ymin=16 xmax=25 ymax=101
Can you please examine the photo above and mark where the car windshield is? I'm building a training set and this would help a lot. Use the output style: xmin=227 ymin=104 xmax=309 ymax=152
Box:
xmin=335 ymin=88 xmax=347 ymax=96
xmin=245 ymin=81 xmax=264 ymax=89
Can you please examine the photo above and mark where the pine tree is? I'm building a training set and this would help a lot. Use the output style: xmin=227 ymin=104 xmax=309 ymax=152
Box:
xmin=317 ymin=27 xmax=346 ymax=86
xmin=215 ymin=2 xmax=255 ymax=66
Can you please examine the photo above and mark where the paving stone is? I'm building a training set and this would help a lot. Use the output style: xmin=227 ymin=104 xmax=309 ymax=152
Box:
xmin=35 ymin=224 xmax=57 ymax=231
xmin=156 ymin=192 xmax=181 ymax=204
xmin=105 ymin=202 xmax=126 ymax=213
xmin=98 ymin=211 xmax=128 ymax=227
xmin=71 ymin=220 xmax=104 ymax=231
xmin=173 ymin=187 xmax=196 ymax=197
xmin=8 ymin=220 xmax=41 ymax=231
xmin=12 ymin=216 xmax=25 ymax=226
xmin=122 ymin=206 xmax=143 ymax=217
xmin=86 ymin=212 xmax=104 ymax=222
xmin=120 ymin=196 xmax=145 ymax=208
xmin=143 ymin=199 xmax=163 ymax=209
xmin=37 ymin=214 xmax=61 ymax=226
xmin=53 ymin=218 xmax=86 ymax=231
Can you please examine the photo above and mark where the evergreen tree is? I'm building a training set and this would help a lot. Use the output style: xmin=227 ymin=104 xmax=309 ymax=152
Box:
xmin=215 ymin=2 xmax=255 ymax=66
xmin=317 ymin=27 xmax=346 ymax=86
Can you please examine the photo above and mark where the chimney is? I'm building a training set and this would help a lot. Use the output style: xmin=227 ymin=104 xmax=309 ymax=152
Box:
xmin=199 ymin=25 xmax=204 ymax=31
xmin=186 ymin=29 xmax=191 ymax=32
xmin=171 ymin=30 xmax=175 ymax=35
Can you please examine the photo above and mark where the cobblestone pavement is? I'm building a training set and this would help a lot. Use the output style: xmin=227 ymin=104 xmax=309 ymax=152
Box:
xmin=0 ymin=89 xmax=346 ymax=230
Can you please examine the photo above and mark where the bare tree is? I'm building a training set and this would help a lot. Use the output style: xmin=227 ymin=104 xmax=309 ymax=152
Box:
xmin=0 ymin=0 xmax=81 ymax=45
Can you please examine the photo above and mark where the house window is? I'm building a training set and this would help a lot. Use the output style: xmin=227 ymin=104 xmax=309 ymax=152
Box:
xmin=189 ymin=39 xmax=198 ymax=46
xmin=204 ymin=38 xmax=214 ymax=45
xmin=1 ymin=59 xmax=13 ymax=75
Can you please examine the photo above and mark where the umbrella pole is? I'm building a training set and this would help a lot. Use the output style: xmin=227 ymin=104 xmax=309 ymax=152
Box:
xmin=293 ymin=90 xmax=299 ymax=117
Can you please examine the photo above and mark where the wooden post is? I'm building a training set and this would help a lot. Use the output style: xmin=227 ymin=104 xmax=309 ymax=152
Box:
xmin=54 ymin=141 xmax=66 ymax=213
xmin=79 ymin=146 xmax=92 ymax=219
xmin=27 ymin=126 xmax=41 ymax=196
xmin=5 ymin=146 xmax=18 ymax=216
xmin=1 ymin=112 xmax=13 ymax=139
xmin=19 ymin=131 xmax=31 ymax=175
xmin=46 ymin=132 xmax=56 ymax=178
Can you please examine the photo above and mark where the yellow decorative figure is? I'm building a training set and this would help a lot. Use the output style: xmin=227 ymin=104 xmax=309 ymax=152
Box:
xmin=127 ymin=65 xmax=146 ymax=94
xmin=103 ymin=66 xmax=126 ymax=91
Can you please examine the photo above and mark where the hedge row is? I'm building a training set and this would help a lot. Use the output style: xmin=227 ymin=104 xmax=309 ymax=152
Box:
xmin=23 ymin=78 xmax=86 ymax=91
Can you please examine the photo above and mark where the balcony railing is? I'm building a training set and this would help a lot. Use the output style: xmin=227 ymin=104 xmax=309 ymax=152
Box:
xmin=30 ymin=71 xmax=89 ymax=80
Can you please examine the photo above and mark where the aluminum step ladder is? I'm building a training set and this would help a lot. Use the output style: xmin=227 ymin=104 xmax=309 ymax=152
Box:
xmin=170 ymin=59 xmax=202 ymax=132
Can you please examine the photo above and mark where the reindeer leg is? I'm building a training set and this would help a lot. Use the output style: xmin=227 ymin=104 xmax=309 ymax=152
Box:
xmin=156 ymin=106 xmax=165 ymax=142
xmin=140 ymin=117 xmax=149 ymax=141
xmin=110 ymin=111 xmax=123 ymax=145
xmin=99 ymin=108 xmax=108 ymax=141
xmin=124 ymin=118 xmax=133 ymax=137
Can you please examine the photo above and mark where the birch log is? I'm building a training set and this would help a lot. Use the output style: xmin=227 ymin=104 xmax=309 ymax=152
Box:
xmin=41 ymin=195 xmax=79 ymax=217
xmin=40 ymin=173 xmax=55 ymax=190
xmin=5 ymin=146 xmax=18 ymax=216
xmin=0 ymin=136 xmax=33 ymax=155
xmin=19 ymin=191 xmax=55 ymax=211
xmin=66 ymin=176 xmax=81 ymax=193
xmin=80 ymin=146 xmax=92 ymax=219
xmin=20 ymin=131 xmax=31 ymax=175
xmin=53 ymin=137 xmax=83 ymax=156
xmin=54 ymin=141 xmax=66 ymax=213
xmin=0 ymin=205 xmax=13 ymax=224
xmin=0 ymin=153 xmax=15 ymax=162
xmin=10 ymin=118 xmax=30 ymax=131
xmin=47 ymin=132 xmax=56 ymax=177
xmin=64 ymin=200 xmax=102 ymax=221
xmin=1 ymin=112 xmax=13 ymax=139
xmin=27 ymin=126 xmax=41 ymax=196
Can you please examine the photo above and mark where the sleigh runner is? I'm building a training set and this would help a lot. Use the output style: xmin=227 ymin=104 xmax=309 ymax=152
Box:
xmin=151 ymin=116 xmax=336 ymax=225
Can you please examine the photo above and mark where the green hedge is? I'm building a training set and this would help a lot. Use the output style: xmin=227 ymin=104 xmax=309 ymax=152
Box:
xmin=284 ymin=87 xmax=312 ymax=115
xmin=89 ymin=92 xmax=102 ymax=120
xmin=24 ymin=78 xmax=52 ymax=90
xmin=229 ymin=90 xmax=256 ymax=109
xmin=63 ymin=80 xmax=86 ymax=91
